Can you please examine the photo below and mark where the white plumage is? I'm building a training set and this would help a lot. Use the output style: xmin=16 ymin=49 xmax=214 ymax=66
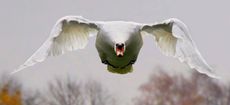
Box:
xmin=11 ymin=16 xmax=218 ymax=78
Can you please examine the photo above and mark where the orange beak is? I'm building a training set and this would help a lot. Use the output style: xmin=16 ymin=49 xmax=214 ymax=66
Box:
xmin=116 ymin=47 xmax=124 ymax=57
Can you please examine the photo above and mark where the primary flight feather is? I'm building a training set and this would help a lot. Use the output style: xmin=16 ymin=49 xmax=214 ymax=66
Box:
xmin=12 ymin=16 xmax=218 ymax=78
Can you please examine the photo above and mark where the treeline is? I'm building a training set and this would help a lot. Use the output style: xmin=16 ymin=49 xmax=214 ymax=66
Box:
xmin=0 ymin=75 xmax=116 ymax=105
xmin=134 ymin=69 xmax=230 ymax=105
xmin=1 ymin=68 xmax=230 ymax=105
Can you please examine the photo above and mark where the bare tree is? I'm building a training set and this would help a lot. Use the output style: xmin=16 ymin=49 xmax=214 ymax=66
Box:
xmin=0 ymin=73 xmax=117 ymax=105
xmin=84 ymin=80 xmax=117 ymax=105
xmin=23 ymin=91 xmax=43 ymax=105
xmin=42 ymin=78 xmax=84 ymax=105
xmin=42 ymin=78 xmax=116 ymax=105
xmin=134 ymin=69 xmax=230 ymax=105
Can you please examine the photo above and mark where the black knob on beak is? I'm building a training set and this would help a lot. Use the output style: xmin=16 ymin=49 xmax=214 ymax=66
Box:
xmin=116 ymin=43 xmax=124 ymax=49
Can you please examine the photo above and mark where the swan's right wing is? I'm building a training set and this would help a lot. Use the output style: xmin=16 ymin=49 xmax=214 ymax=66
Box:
xmin=141 ymin=18 xmax=219 ymax=79
xmin=12 ymin=16 xmax=99 ymax=74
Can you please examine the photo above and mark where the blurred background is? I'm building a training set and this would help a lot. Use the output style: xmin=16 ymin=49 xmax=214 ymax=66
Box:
xmin=0 ymin=0 xmax=229 ymax=105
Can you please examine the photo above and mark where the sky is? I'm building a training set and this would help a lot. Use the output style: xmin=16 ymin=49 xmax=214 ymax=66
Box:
xmin=0 ymin=0 xmax=230 ymax=104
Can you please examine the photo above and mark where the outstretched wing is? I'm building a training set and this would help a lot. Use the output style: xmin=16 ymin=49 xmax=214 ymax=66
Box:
xmin=141 ymin=18 xmax=219 ymax=78
xmin=12 ymin=16 xmax=99 ymax=74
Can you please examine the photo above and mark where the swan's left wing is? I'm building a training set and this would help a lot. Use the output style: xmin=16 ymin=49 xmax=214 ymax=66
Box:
xmin=141 ymin=18 xmax=219 ymax=79
xmin=11 ymin=16 xmax=99 ymax=74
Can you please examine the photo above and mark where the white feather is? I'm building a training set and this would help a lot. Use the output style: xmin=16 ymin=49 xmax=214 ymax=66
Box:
xmin=11 ymin=16 xmax=98 ymax=74
xmin=141 ymin=18 xmax=219 ymax=79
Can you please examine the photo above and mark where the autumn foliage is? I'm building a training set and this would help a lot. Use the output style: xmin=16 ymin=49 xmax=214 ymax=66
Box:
xmin=0 ymin=75 xmax=22 ymax=105
xmin=0 ymin=84 xmax=22 ymax=105
xmin=134 ymin=70 xmax=230 ymax=105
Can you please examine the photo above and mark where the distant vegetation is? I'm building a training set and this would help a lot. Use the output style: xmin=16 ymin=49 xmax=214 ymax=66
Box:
xmin=0 ymin=75 xmax=22 ymax=105
xmin=0 ymin=68 xmax=230 ymax=105
xmin=134 ymin=69 xmax=230 ymax=105
xmin=0 ymin=74 xmax=116 ymax=105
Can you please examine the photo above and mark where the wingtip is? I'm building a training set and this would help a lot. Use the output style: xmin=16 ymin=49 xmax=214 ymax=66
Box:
xmin=10 ymin=66 xmax=25 ymax=75
xmin=208 ymin=73 xmax=222 ymax=80
xmin=205 ymin=68 xmax=221 ymax=80
xmin=10 ymin=69 xmax=20 ymax=75
xmin=199 ymin=69 xmax=221 ymax=80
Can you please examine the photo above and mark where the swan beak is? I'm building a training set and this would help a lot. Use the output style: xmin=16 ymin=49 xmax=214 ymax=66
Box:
xmin=115 ymin=43 xmax=125 ymax=57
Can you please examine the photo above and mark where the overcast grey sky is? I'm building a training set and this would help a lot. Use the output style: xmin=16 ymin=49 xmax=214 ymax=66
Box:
xmin=0 ymin=0 xmax=230 ymax=104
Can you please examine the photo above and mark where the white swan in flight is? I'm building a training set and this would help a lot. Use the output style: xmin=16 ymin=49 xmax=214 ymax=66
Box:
xmin=11 ymin=16 xmax=218 ymax=78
